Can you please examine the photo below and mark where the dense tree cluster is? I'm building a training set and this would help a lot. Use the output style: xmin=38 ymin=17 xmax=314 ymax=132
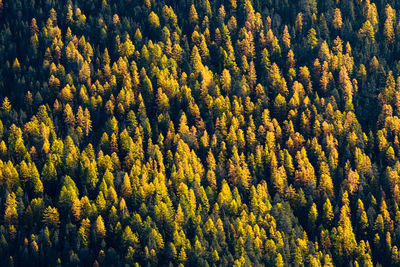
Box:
xmin=1 ymin=0 xmax=400 ymax=266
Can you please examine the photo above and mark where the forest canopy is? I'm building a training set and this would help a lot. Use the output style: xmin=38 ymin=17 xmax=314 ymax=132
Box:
xmin=0 ymin=0 xmax=400 ymax=266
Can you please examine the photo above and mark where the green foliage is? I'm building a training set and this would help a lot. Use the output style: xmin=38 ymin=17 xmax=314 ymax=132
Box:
xmin=0 ymin=0 xmax=399 ymax=266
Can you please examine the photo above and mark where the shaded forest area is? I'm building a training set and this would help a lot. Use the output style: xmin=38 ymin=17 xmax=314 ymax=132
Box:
xmin=1 ymin=0 xmax=400 ymax=266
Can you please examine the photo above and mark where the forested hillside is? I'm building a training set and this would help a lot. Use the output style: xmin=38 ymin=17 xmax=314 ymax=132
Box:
xmin=1 ymin=0 xmax=400 ymax=265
